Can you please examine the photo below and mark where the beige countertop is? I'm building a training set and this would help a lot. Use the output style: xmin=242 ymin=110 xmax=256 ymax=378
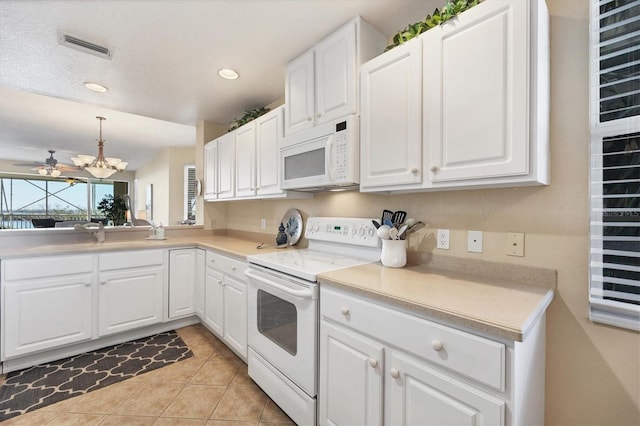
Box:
xmin=318 ymin=262 xmax=554 ymax=342
xmin=1 ymin=230 xmax=554 ymax=342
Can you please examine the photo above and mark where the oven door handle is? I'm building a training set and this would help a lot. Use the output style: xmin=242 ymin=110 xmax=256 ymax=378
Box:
xmin=245 ymin=269 xmax=317 ymax=300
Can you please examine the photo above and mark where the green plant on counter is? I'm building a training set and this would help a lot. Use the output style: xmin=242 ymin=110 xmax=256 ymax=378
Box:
xmin=97 ymin=194 xmax=127 ymax=226
xmin=229 ymin=107 xmax=270 ymax=131
xmin=386 ymin=0 xmax=480 ymax=51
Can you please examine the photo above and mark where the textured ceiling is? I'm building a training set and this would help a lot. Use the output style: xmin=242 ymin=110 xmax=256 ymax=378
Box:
xmin=0 ymin=0 xmax=436 ymax=170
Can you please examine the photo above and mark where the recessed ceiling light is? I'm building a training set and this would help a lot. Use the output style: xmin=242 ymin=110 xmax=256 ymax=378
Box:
xmin=218 ymin=68 xmax=239 ymax=80
xmin=83 ymin=82 xmax=108 ymax=93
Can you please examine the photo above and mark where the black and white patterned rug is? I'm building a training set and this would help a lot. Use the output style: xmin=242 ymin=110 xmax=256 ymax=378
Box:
xmin=0 ymin=330 xmax=193 ymax=422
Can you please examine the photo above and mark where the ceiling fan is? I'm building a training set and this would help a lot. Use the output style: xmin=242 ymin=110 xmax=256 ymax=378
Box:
xmin=13 ymin=150 xmax=81 ymax=177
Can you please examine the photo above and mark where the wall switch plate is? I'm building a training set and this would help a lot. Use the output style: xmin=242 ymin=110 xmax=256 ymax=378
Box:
xmin=437 ymin=229 xmax=450 ymax=249
xmin=468 ymin=230 xmax=483 ymax=253
xmin=261 ymin=219 xmax=267 ymax=230
xmin=507 ymin=232 xmax=525 ymax=257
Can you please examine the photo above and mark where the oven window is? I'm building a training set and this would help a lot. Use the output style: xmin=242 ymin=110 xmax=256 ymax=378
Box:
xmin=284 ymin=148 xmax=325 ymax=180
xmin=257 ymin=289 xmax=297 ymax=355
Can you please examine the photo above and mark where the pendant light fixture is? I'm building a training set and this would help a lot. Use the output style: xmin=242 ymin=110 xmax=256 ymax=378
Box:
xmin=71 ymin=116 xmax=127 ymax=179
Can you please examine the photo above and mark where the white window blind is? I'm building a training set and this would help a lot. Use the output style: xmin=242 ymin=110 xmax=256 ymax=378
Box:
xmin=589 ymin=0 xmax=640 ymax=331
xmin=184 ymin=164 xmax=196 ymax=222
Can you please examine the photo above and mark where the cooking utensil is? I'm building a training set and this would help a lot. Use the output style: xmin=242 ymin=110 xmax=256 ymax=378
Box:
xmin=371 ymin=220 xmax=381 ymax=229
xmin=391 ymin=211 xmax=407 ymax=227
xmin=406 ymin=221 xmax=425 ymax=234
xmin=382 ymin=210 xmax=393 ymax=227
xmin=397 ymin=224 xmax=409 ymax=239
xmin=405 ymin=217 xmax=416 ymax=227
xmin=376 ymin=224 xmax=391 ymax=240
xmin=388 ymin=227 xmax=399 ymax=240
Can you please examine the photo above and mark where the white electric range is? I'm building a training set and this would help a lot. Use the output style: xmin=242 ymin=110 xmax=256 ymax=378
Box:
xmin=244 ymin=217 xmax=380 ymax=426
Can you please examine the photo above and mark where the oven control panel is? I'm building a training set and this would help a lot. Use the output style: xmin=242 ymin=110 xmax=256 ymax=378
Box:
xmin=305 ymin=217 xmax=380 ymax=247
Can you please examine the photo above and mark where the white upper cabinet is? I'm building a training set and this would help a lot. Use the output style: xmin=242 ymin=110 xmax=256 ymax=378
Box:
xmin=360 ymin=0 xmax=549 ymax=193
xmin=424 ymin=0 xmax=548 ymax=187
xmin=235 ymin=123 xmax=257 ymax=198
xmin=360 ymin=37 xmax=423 ymax=190
xmin=285 ymin=52 xmax=316 ymax=135
xmin=217 ymin=131 xmax=236 ymax=199
xmin=204 ymin=141 xmax=218 ymax=201
xmin=285 ymin=16 xmax=386 ymax=137
xmin=256 ymin=107 xmax=285 ymax=196
xmin=315 ymin=22 xmax=357 ymax=124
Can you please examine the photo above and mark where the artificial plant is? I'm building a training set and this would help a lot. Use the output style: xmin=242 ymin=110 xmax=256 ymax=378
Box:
xmin=386 ymin=0 xmax=480 ymax=51
xmin=229 ymin=107 xmax=270 ymax=131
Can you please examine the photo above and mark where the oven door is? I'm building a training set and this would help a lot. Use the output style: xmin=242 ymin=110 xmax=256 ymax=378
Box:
xmin=245 ymin=265 xmax=318 ymax=397
xmin=280 ymin=134 xmax=334 ymax=189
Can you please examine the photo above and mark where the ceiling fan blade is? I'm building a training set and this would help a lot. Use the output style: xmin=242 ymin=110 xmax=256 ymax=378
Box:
xmin=12 ymin=161 xmax=46 ymax=168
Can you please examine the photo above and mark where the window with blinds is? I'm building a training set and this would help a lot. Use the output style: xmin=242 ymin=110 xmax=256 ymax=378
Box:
xmin=589 ymin=0 xmax=640 ymax=330
xmin=184 ymin=165 xmax=197 ymax=222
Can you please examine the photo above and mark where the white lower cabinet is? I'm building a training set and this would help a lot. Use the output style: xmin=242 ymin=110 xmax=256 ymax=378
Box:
xmin=98 ymin=250 xmax=164 ymax=337
xmin=195 ymin=248 xmax=206 ymax=319
xmin=1 ymin=255 xmax=94 ymax=359
xmin=320 ymin=321 xmax=384 ymax=426
xmin=204 ymin=250 xmax=248 ymax=360
xmin=320 ymin=285 xmax=545 ymax=426
xmin=169 ymin=248 xmax=197 ymax=318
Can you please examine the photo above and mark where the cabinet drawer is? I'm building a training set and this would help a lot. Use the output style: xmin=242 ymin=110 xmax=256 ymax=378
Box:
xmin=206 ymin=251 xmax=247 ymax=281
xmin=99 ymin=250 xmax=163 ymax=271
xmin=2 ymin=254 xmax=93 ymax=281
xmin=321 ymin=286 xmax=505 ymax=390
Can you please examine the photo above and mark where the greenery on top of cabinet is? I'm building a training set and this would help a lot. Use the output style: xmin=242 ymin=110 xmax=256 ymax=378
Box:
xmin=386 ymin=0 xmax=480 ymax=51
xmin=229 ymin=107 xmax=270 ymax=131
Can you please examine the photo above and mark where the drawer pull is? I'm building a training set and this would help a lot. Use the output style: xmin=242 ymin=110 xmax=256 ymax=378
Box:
xmin=431 ymin=340 xmax=444 ymax=352
xmin=340 ymin=307 xmax=350 ymax=316
xmin=101 ymin=281 xmax=107 ymax=286
xmin=84 ymin=282 xmax=91 ymax=287
xmin=231 ymin=266 xmax=236 ymax=272
xmin=368 ymin=358 xmax=378 ymax=368
xmin=390 ymin=368 xmax=400 ymax=379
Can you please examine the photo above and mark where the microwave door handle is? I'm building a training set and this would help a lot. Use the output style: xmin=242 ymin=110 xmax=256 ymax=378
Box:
xmin=325 ymin=135 xmax=334 ymax=181
xmin=245 ymin=269 xmax=317 ymax=299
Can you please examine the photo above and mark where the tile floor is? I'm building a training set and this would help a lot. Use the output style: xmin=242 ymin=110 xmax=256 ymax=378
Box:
xmin=1 ymin=324 xmax=296 ymax=426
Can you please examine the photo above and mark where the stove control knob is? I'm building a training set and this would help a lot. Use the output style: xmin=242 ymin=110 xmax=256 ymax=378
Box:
xmin=358 ymin=228 xmax=365 ymax=237
xmin=367 ymin=227 xmax=375 ymax=237
xmin=311 ymin=222 xmax=319 ymax=233
xmin=340 ymin=307 xmax=350 ymax=316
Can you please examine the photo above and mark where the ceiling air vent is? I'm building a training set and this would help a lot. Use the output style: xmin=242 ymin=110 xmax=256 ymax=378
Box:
xmin=58 ymin=33 xmax=113 ymax=60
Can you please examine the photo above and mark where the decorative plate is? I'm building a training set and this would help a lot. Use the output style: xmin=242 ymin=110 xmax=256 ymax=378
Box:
xmin=281 ymin=208 xmax=303 ymax=246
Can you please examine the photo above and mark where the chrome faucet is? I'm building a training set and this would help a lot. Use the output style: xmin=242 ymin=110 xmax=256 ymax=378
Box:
xmin=74 ymin=222 xmax=106 ymax=243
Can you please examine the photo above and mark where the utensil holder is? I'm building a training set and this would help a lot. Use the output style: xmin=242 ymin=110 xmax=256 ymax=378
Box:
xmin=380 ymin=239 xmax=407 ymax=268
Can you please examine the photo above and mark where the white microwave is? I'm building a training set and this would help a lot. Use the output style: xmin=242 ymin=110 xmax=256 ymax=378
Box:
xmin=280 ymin=115 xmax=359 ymax=191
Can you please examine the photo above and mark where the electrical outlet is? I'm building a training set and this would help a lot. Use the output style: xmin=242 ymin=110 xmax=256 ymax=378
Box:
xmin=467 ymin=230 xmax=483 ymax=253
xmin=507 ymin=232 xmax=525 ymax=257
xmin=437 ymin=229 xmax=450 ymax=250
xmin=261 ymin=219 xmax=267 ymax=230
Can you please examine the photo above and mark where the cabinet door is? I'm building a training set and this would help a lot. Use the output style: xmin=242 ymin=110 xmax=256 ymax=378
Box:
xmin=319 ymin=321 xmax=384 ymax=426
xmin=204 ymin=267 xmax=224 ymax=337
xmin=204 ymin=140 xmax=218 ymax=200
xmin=3 ymin=275 xmax=93 ymax=358
xmin=360 ymin=37 xmax=423 ymax=189
xmin=256 ymin=107 xmax=284 ymax=196
xmin=423 ymin=0 xmax=529 ymax=183
xmin=217 ymin=131 xmax=236 ymax=199
xmin=169 ymin=249 xmax=196 ymax=318
xmin=235 ymin=123 xmax=256 ymax=198
xmin=223 ymin=275 xmax=247 ymax=359
xmin=388 ymin=351 xmax=504 ymax=426
xmin=285 ymin=50 xmax=315 ymax=136
xmin=315 ymin=20 xmax=357 ymax=124
xmin=195 ymin=249 xmax=206 ymax=319
xmin=98 ymin=266 xmax=163 ymax=336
